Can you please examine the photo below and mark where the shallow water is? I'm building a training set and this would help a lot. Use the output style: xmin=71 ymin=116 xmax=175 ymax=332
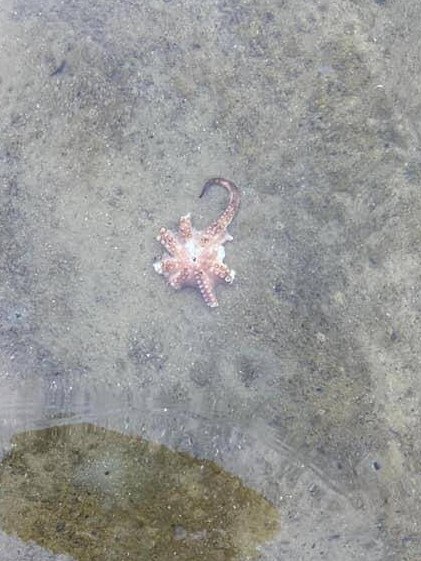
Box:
xmin=1 ymin=0 xmax=421 ymax=560
xmin=0 ymin=423 xmax=279 ymax=560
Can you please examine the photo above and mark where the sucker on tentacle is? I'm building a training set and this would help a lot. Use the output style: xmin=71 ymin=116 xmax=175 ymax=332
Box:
xmin=153 ymin=177 xmax=241 ymax=307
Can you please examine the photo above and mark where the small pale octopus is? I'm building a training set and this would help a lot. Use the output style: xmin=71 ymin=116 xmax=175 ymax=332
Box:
xmin=153 ymin=178 xmax=241 ymax=307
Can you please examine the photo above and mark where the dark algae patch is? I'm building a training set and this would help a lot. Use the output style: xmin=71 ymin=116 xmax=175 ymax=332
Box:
xmin=0 ymin=423 xmax=279 ymax=560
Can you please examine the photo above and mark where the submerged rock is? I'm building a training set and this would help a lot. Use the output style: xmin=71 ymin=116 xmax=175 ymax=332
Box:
xmin=0 ymin=423 xmax=279 ymax=560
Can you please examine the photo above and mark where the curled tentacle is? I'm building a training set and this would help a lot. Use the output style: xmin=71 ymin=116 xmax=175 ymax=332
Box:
xmin=199 ymin=178 xmax=240 ymax=237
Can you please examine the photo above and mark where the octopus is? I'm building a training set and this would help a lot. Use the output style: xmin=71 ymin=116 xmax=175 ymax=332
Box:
xmin=153 ymin=178 xmax=241 ymax=307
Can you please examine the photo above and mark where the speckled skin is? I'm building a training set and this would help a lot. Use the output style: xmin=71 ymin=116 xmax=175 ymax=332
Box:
xmin=154 ymin=178 xmax=240 ymax=307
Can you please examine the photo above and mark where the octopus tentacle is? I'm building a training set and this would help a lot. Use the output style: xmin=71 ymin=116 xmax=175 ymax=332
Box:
xmin=199 ymin=178 xmax=240 ymax=237
xmin=194 ymin=269 xmax=218 ymax=307
xmin=156 ymin=227 xmax=178 ymax=255
xmin=168 ymin=268 xmax=189 ymax=289
xmin=179 ymin=213 xmax=192 ymax=239
xmin=211 ymin=262 xmax=236 ymax=283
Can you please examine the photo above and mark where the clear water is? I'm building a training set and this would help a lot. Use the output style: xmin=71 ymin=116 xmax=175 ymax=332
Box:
xmin=1 ymin=0 xmax=420 ymax=559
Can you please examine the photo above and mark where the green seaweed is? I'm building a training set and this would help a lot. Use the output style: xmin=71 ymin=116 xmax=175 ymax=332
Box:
xmin=0 ymin=423 xmax=279 ymax=560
